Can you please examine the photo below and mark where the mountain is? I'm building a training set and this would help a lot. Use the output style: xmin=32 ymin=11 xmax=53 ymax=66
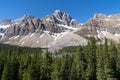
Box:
xmin=5 ymin=15 xmax=44 ymax=37
xmin=0 ymin=19 xmax=12 ymax=38
xmin=42 ymin=10 xmax=81 ymax=27
xmin=1 ymin=11 xmax=120 ymax=52
xmin=0 ymin=14 xmax=41 ymax=37
xmin=2 ymin=10 xmax=81 ymax=37
xmin=0 ymin=10 xmax=85 ymax=52
xmin=76 ymin=13 xmax=120 ymax=43
xmin=42 ymin=10 xmax=81 ymax=33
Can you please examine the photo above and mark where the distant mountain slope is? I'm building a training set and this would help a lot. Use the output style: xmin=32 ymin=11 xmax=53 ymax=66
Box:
xmin=76 ymin=13 xmax=120 ymax=43
xmin=1 ymin=11 xmax=120 ymax=52
xmin=0 ymin=10 xmax=84 ymax=52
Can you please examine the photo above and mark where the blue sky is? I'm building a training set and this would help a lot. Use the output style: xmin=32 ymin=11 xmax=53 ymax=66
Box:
xmin=0 ymin=0 xmax=120 ymax=23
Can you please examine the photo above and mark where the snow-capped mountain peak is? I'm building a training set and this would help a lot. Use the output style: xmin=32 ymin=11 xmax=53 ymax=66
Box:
xmin=42 ymin=10 xmax=81 ymax=31
xmin=53 ymin=10 xmax=72 ymax=22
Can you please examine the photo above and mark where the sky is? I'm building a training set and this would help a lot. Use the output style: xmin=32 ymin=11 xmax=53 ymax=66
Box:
xmin=0 ymin=0 xmax=120 ymax=23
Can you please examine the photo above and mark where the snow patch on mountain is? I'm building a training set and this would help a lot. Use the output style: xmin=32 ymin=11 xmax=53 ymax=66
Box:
xmin=52 ymin=31 xmax=69 ymax=45
xmin=108 ymin=15 xmax=112 ymax=18
xmin=0 ymin=25 xmax=10 ymax=29
xmin=49 ymin=32 xmax=88 ymax=52
xmin=97 ymin=30 xmax=120 ymax=42
xmin=0 ymin=33 xmax=4 ymax=36
xmin=57 ymin=24 xmax=80 ymax=30
xmin=14 ymin=35 xmax=20 ymax=39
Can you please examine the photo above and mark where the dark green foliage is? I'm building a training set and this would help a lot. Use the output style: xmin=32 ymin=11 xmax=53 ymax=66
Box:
xmin=62 ymin=54 xmax=71 ymax=80
xmin=0 ymin=37 xmax=120 ymax=80
xmin=85 ymin=37 xmax=97 ymax=80
xmin=96 ymin=45 xmax=106 ymax=80
xmin=0 ymin=53 xmax=4 ymax=79
xmin=1 ymin=58 xmax=19 ymax=80
xmin=116 ymin=43 xmax=120 ymax=79
xmin=71 ymin=46 xmax=86 ymax=80
xmin=40 ymin=49 xmax=53 ymax=80
xmin=106 ymin=41 xmax=118 ymax=80
xmin=51 ymin=58 xmax=61 ymax=80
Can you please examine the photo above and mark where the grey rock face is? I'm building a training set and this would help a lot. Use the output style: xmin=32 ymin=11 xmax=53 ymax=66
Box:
xmin=53 ymin=10 xmax=72 ymax=25
xmin=42 ymin=10 xmax=81 ymax=32
xmin=5 ymin=17 xmax=44 ymax=37
xmin=77 ymin=13 xmax=120 ymax=37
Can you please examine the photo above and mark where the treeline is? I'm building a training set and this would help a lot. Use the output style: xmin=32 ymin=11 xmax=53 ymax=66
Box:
xmin=0 ymin=38 xmax=120 ymax=80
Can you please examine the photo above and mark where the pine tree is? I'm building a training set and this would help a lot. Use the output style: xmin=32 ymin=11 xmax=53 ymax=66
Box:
xmin=40 ymin=48 xmax=52 ymax=80
xmin=102 ymin=38 xmax=109 ymax=79
xmin=1 ymin=63 xmax=9 ymax=80
xmin=96 ymin=45 xmax=106 ymax=80
xmin=63 ymin=54 xmax=71 ymax=80
xmin=23 ymin=69 xmax=29 ymax=80
xmin=71 ymin=46 xmax=86 ymax=80
xmin=85 ymin=37 xmax=97 ymax=80
xmin=116 ymin=43 xmax=120 ymax=79
xmin=106 ymin=41 xmax=118 ymax=80
xmin=1 ymin=56 xmax=19 ymax=80
xmin=27 ymin=62 xmax=41 ymax=80
xmin=0 ymin=50 xmax=5 ymax=79
xmin=51 ymin=58 xmax=60 ymax=80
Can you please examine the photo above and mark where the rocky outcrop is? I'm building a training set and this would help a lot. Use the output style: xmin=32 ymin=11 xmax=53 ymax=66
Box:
xmin=5 ymin=17 xmax=45 ymax=37
xmin=77 ymin=13 xmax=120 ymax=37
xmin=42 ymin=10 xmax=81 ymax=33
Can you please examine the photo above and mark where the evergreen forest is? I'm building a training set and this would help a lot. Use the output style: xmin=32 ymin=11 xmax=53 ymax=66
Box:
xmin=0 ymin=37 xmax=120 ymax=80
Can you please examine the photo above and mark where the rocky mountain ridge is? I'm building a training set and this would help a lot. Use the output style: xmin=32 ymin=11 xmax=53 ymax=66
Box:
xmin=1 ymin=11 xmax=120 ymax=52
xmin=76 ymin=13 xmax=120 ymax=43
xmin=0 ymin=10 xmax=81 ymax=38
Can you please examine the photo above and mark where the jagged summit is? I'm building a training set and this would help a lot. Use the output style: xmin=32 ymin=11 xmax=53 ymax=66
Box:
xmin=53 ymin=10 xmax=63 ymax=16
xmin=42 ymin=10 xmax=81 ymax=30
xmin=13 ymin=14 xmax=35 ymax=24
xmin=53 ymin=10 xmax=63 ymax=19
xmin=22 ymin=14 xmax=34 ymax=18
xmin=22 ymin=14 xmax=35 ymax=20
xmin=53 ymin=10 xmax=72 ymax=21
xmin=54 ymin=10 xmax=62 ymax=13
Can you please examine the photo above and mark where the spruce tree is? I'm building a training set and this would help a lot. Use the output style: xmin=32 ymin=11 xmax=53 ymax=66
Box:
xmin=0 ymin=53 xmax=4 ymax=79
xmin=85 ymin=37 xmax=97 ymax=80
xmin=102 ymin=38 xmax=109 ymax=79
xmin=116 ymin=43 xmax=120 ymax=79
xmin=1 ymin=56 xmax=19 ymax=80
xmin=106 ymin=41 xmax=118 ymax=80
xmin=71 ymin=46 xmax=86 ymax=80
xmin=63 ymin=54 xmax=71 ymax=80
xmin=40 ymin=48 xmax=52 ymax=80
xmin=96 ymin=45 xmax=106 ymax=80
xmin=51 ymin=58 xmax=60 ymax=80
